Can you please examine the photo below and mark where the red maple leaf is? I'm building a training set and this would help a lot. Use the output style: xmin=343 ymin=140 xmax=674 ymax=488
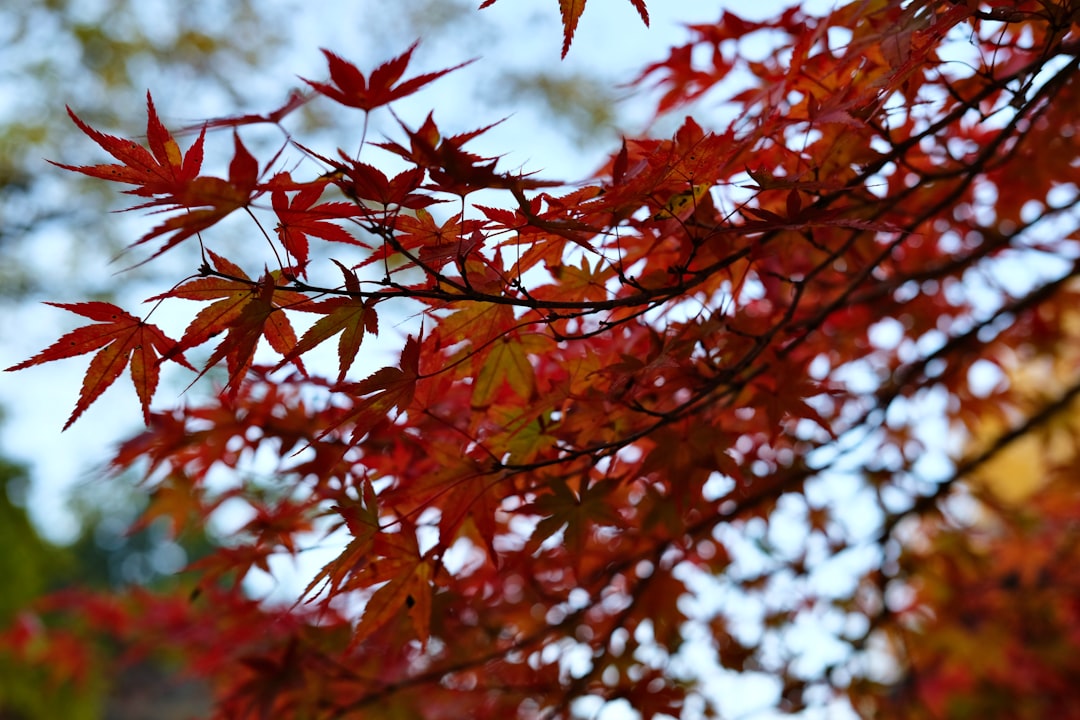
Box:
xmin=328 ymin=334 xmax=421 ymax=442
xmin=52 ymin=92 xmax=202 ymax=202
xmin=270 ymin=174 xmax=365 ymax=272
xmin=54 ymin=97 xmax=265 ymax=260
xmin=132 ymin=131 xmax=263 ymax=259
xmin=5 ymin=302 xmax=193 ymax=429
xmin=303 ymin=42 xmax=473 ymax=112
xmin=479 ymin=0 xmax=648 ymax=57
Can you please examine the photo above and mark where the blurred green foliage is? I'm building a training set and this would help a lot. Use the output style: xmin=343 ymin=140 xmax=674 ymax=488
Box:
xmin=0 ymin=455 xmax=219 ymax=719
xmin=0 ymin=460 xmax=102 ymax=720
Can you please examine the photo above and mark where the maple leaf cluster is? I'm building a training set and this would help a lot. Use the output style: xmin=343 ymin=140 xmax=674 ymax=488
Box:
xmin=6 ymin=1 xmax=1080 ymax=717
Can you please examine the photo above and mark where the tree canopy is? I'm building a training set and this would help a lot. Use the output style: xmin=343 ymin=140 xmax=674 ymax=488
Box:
xmin=5 ymin=1 xmax=1080 ymax=717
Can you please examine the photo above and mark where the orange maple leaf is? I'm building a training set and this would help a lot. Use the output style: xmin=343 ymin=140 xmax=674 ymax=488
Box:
xmin=157 ymin=250 xmax=309 ymax=392
xmin=277 ymin=261 xmax=379 ymax=381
